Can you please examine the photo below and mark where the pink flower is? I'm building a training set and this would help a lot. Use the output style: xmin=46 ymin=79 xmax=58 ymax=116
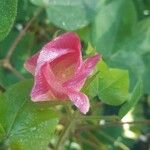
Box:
xmin=24 ymin=32 xmax=100 ymax=114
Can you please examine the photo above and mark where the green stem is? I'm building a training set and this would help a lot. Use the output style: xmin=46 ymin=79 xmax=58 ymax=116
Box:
xmin=5 ymin=8 xmax=43 ymax=60
xmin=80 ymin=115 xmax=119 ymax=121
xmin=75 ymin=134 xmax=100 ymax=150
xmin=85 ymin=131 xmax=103 ymax=148
xmin=0 ymin=84 xmax=5 ymax=92
xmin=55 ymin=111 xmax=78 ymax=150
xmin=99 ymin=130 xmax=129 ymax=150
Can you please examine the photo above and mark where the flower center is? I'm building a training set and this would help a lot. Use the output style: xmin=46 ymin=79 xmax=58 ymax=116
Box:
xmin=51 ymin=53 xmax=77 ymax=83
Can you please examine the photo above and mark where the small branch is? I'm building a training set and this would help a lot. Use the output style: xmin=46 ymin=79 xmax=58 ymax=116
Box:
xmin=85 ymin=131 xmax=103 ymax=148
xmin=109 ymin=120 xmax=150 ymax=125
xmin=0 ymin=9 xmax=43 ymax=81
xmin=0 ymin=59 xmax=25 ymax=80
xmin=0 ymin=84 xmax=6 ymax=92
xmin=55 ymin=111 xmax=78 ymax=150
xmin=99 ymin=130 xmax=129 ymax=150
xmin=79 ymin=115 xmax=150 ymax=125
xmin=75 ymin=133 xmax=100 ymax=149
xmin=5 ymin=8 xmax=43 ymax=60
xmin=6 ymin=64 xmax=25 ymax=80
xmin=81 ymin=115 xmax=119 ymax=121
xmin=80 ymin=126 xmax=129 ymax=150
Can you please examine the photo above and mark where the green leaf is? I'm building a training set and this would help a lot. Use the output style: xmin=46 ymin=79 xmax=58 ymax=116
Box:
xmin=119 ymin=80 xmax=143 ymax=118
xmin=30 ymin=0 xmax=99 ymax=30
xmin=91 ymin=0 xmax=137 ymax=57
xmin=91 ymin=0 xmax=150 ymax=94
xmin=107 ymin=18 xmax=150 ymax=93
xmin=0 ymin=80 xmax=58 ymax=149
xmin=88 ymin=61 xmax=129 ymax=105
xmin=0 ymin=0 xmax=18 ymax=41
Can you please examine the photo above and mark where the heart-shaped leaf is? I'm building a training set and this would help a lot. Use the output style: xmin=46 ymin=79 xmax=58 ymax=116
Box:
xmin=88 ymin=61 xmax=129 ymax=105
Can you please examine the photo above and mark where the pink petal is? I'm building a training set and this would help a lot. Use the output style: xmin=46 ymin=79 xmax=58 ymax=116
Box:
xmin=63 ymin=54 xmax=101 ymax=89
xmin=67 ymin=89 xmax=90 ymax=114
xmin=42 ymin=62 xmax=67 ymax=99
xmin=30 ymin=32 xmax=82 ymax=101
xmin=24 ymin=53 xmax=39 ymax=75
xmin=31 ymin=65 xmax=56 ymax=102
xmin=50 ymin=53 xmax=79 ymax=82
xmin=45 ymin=32 xmax=81 ymax=53
xmin=36 ymin=32 xmax=82 ymax=73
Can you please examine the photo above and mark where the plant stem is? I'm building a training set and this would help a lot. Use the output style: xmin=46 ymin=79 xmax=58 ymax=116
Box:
xmin=5 ymin=8 xmax=43 ymax=60
xmin=80 ymin=115 xmax=150 ymax=125
xmin=6 ymin=64 xmax=25 ymax=80
xmin=55 ymin=111 xmax=78 ymax=150
xmin=0 ymin=8 xmax=43 ymax=81
xmin=85 ymin=131 xmax=103 ymax=148
xmin=75 ymin=133 xmax=100 ymax=150
xmin=0 ymin=84 xmax=5 ymax=92
xmin=80 ymin=115 xmax=119 ymax=121
xmin=99 ymin=130 xmax=129 ymax=150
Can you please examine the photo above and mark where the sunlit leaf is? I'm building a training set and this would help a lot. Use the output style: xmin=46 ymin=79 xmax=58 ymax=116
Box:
xmin=0 ymin=80 xmax=58 ymax=149
xmin=88 ymin=61 xmax=129 ymax=105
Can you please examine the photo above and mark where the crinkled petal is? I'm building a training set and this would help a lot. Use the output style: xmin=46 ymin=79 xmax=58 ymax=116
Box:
xmin=63 ymin=54 xmax=101 ymax=89
xmin=67 ymin=89 xmax=90 ymax=114
xmin=24 ymin=53 xmax=39 ymax=75
xmin=36 ymin=32 xmax=82 ymax=73
xmin=31 ymin=65 xmax=56 ymax=102
xmin=46 ymin=32 xmax=81 ymax=52
xmin=42 ymin=62 xmax=67 ymax=99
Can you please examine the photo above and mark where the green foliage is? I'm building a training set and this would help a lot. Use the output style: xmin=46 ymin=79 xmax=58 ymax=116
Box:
xmin=90 ymin=0 xmax=150 ymax=94
xmin=119 ymin=80 xmax=143 ymax=118
xmin=88 ymin=61 xmax=129 ymax=105
xmin=0 ymin=32 xmax=34 ymax=87
xmin=0 ymin=0 xmax=149 ymax=149
xmin=0 ymin=80 xmax=58 ymax=149
xmin=91 ymin=0 xmax=137 ymax=57
xmin=30 ymin=0 xmax=99 ymax=30
xmin=0 ymin=0 xmax=18 ymax=41
xmin=107 ymin=18 xmax=150 ymax=94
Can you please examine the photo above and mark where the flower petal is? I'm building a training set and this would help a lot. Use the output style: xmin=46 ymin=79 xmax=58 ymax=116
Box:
xmin=31 ymin=65 xmax=56 ymax=102
xmin=36 ymin=32 xmax=82 ymax=72
xmin=42 ymin=62 xmax=67 ymax=99
xmin=63 ymin=54 xmax=101 ymax=89
xmin=67 ymin=90 xmax=90 ymax=114
xmin=46 ymin=32 xmax=81 ymax=52
xmin=50 ymin=53 xmax=79 ymax=82
xmin=24 ymin=53 xmax=39 ymax=75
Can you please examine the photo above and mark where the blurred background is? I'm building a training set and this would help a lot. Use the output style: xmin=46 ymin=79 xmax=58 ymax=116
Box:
xmin=0 ymin=0 xmax=150 ymax=149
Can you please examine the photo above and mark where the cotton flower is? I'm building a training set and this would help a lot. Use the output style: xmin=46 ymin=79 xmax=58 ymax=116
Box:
xmin=24 ymin=32 xmax=100 ymax=114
